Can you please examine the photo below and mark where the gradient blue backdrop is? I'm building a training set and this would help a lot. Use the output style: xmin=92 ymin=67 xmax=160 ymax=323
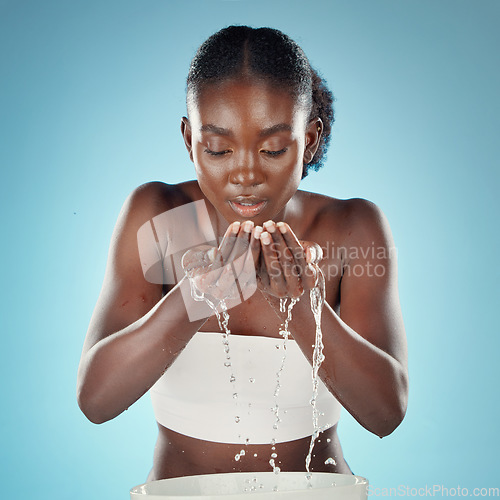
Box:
xmin=1 ymin=1 xmax=498 ymax=498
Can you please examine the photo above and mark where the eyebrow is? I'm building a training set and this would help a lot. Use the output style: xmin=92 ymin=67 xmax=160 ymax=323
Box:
xmin=200 ymin=124 xmax=232 ymax=136
xmin=259 ymin=123 xmax=292 ymax=137
xmin=199 ymin=123 xmax=292 ymax=137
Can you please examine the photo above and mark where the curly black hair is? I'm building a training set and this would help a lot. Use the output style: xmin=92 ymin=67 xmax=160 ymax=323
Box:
xmin=186 ymin=25 xmax=335 ymax=178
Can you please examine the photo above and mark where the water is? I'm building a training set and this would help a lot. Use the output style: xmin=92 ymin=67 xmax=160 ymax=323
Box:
xmin=186 ymin=266 xmax=328 ymax=478
xmin=305 ymin=269 xmax=327 ymax=474
xmin=187 ymin=281 xmax=240 ymax=421
xmin=270 ymin=297 xmax=298 ymax=473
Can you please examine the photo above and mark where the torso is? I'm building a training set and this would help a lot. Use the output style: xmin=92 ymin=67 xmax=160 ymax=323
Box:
xmin=142 ymin=180 xmax=354 ymax=480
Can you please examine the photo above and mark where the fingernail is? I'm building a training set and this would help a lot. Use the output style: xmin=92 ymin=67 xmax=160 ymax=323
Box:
xmin=307 ymin=247 xmax=316 ymax=263
xmin=276 ymin=222 xmax=287 ymax=234
xmin=242 ymin=220 xmax=254 ymax=233
xmin=253 ymin=226 xmax=263 ymax=239
xmin=264 ymin=220 xmax=275 ymax=233
xmin=261 ymin=231 xmax=271 ymax=245
xmin=206 ymin=247 xmax=217 ymax=263
xmin=231 ymin=221 xmax=240 ymax=233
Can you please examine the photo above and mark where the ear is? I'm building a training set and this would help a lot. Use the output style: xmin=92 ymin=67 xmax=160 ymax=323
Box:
xmin=180 ymin=116 xmax=194 ymax=162
xmin=303 ymin=117 xmax=323 ymax=165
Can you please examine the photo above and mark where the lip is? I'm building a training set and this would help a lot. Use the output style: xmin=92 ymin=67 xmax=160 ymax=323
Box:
xmin=228 ymin=197 xmax=267 ymax=218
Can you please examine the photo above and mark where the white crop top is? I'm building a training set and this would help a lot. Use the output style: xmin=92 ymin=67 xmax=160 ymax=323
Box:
xmin=149 ymin=332 xmax=341 ymax=445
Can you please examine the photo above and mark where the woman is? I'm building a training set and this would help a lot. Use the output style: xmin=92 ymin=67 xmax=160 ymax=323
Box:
xmin=77 ymin=25 xmax=408 ymax=481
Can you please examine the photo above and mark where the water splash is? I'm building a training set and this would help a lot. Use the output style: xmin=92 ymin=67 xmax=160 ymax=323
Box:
xmin=269 ymin=457 xmax=281 ymax=474
xmin=305 ymin=269 xmax=326 ymax=474
xmin=187 ymin=280 xmax=240 ymax=423
xmin=187 ymin=260 xmax=329 ymax=481
xmin=270 ymin=297 xmax=298 ymax=471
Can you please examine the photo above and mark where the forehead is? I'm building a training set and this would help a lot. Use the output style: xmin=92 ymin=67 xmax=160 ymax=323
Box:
xmin=188 ymin=79 xmax=308 ymax=132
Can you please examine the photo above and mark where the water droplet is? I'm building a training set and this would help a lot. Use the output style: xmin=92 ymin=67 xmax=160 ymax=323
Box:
xmin=325 ymin=457 xmax=336 ymax=465
xmin=229 ymin=375 xmax=236 ymax=383
xmin=269 ymin=458 xmax=281 ymax=474
xmin=235 ymin=416 xmax=240 ymax=423
xmin=271 ymin=453 xmax=277 ymax=458
xmin=224 ymin=361 xmax=231 ymax=367
xmin=249 ymin=377 xmax=255 ymax=383
xmin=233 ymin=393 xmax=238 ymax=399
xmin=326 ymin=438 xmax=331 ymax=443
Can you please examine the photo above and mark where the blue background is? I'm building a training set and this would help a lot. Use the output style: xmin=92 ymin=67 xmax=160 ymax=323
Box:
xmin=1 ymin=0 xmax=498 ymax=498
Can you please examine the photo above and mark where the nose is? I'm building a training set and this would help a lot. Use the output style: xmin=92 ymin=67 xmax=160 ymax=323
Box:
xmin=228 ymin=152 xmax=265 ymax=187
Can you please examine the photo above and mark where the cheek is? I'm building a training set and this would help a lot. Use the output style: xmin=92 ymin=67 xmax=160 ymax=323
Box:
xmin=275 ymin=153 xmax=304 ymax=188
xmin=194 ymin=161 xmax=229 ymax=197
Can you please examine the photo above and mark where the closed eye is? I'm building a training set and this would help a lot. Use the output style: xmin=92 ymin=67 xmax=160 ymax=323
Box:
xmin=204 ymin=148 xmax=231 ymax=156
xmin=262 ymin=148 xmax=288 ymax=157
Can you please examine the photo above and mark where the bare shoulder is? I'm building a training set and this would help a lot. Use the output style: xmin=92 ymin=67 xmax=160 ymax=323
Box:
xmin=338 ymin=198 xmax=395 ymax=252
xmin=298 ymin=191 xmax=394 ymax=249
xmin=120 ymin=180 xmax=195 ymax=221
xmin=81 ymin=181 xmax=198 ymax=353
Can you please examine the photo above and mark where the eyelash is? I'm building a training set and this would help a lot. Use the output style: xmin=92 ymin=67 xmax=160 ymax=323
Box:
xmin=204 ymin=149 xmax=230 ymax=156
xmin=264 ymin=148 xmax=287 ymax=157
xmin=204 ymin=148 xmax=288 ymax=157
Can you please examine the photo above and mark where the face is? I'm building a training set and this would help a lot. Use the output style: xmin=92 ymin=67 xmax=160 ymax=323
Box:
xmin=181 ymin=79 xmax=322 ymax=226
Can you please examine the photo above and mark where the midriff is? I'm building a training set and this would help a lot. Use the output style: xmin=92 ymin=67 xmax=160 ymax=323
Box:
xmin=147 ymin=423 xmax=352 ymax=480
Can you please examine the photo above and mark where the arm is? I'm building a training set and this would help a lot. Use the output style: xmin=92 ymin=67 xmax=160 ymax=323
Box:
xmin=320 ymin=199 xmax=408 ymax=437
xmin=76 ymin=183 xmax=207 ymax=424
xmin=258 ymin=200 xmax=408 ymax=437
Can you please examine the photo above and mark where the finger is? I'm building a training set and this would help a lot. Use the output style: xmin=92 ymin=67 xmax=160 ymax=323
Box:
xmin=216 ymin=221 xmax=241 ymax=263
xmin=276 ymin=222 xmax=309 ymax=283
xmin=230 ymin=222 xmax=258 ymax=297
xmin=250 ymin=225 xmax=263 ymax=266
xmin=300 ymin=241 xmax=324 ymax=288
xmin=264 ymin=220 xmax=302 ymax=297
xmin=187 ymin=223 xmax=240 ymax=297
xmin=261 ymin=229 xmax=287 ymax=297
xmin=226 ymin=220 xmax=253 ymax=267
xmin=237 ymin=225 xmax=261 ymax=286
xmin=256 ymin=246 xmax=270 ymax=289
xmin=304 ymin=263 xmax=320 ymax=289
xmin=208 ymin=221 xmax=241 ymax=286
xmin=302 ymin=242 xmax=323 ymax=264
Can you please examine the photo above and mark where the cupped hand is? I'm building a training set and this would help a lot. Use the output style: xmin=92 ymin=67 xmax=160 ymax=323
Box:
xmin=181 ymin=221 xmax=260 ymax=302
xmin=255 ymin=220 xmax=323 ymax=299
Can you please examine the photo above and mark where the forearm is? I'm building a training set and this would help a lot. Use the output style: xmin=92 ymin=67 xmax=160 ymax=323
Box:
xmin=284 ymin=296 xmax=408 ymax=437
xmin=77 ymin=277 xmax=207 ymax=424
